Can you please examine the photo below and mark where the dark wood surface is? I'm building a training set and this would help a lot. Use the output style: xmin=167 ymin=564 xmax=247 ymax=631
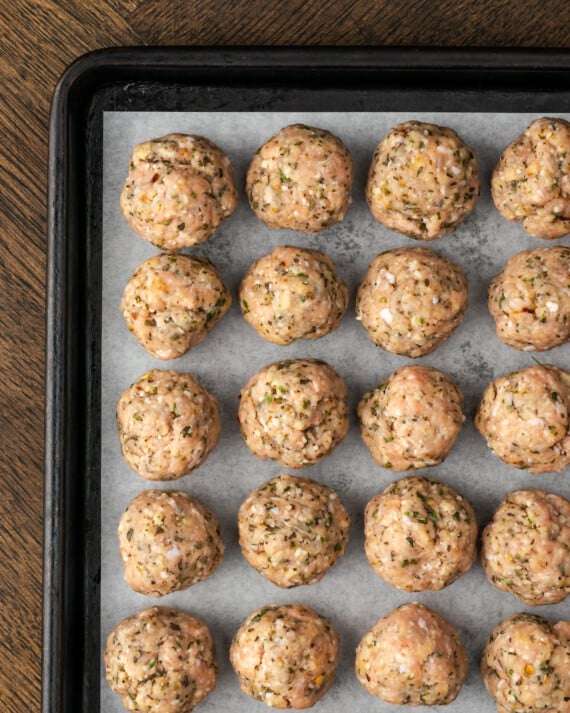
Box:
xmin=1 ymin=1 xmax=569 ymax=710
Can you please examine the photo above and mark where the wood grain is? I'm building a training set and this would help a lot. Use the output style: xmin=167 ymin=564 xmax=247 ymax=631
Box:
xmin=128 ymin=0 xmax=570 ymax=46
xmin=1 ymin=1 xmax=568 ymax=710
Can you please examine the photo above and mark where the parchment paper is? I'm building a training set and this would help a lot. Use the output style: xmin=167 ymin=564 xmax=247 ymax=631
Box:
xmin=102 ymin=112 xmax=570 ymax=712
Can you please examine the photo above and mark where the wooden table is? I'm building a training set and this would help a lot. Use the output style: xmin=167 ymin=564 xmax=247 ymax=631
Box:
xmin=1 ymin=1 xmax=569 ymax=709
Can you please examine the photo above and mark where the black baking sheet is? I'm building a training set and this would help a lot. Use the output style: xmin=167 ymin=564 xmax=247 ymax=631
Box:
xmin=46 ymin=48 xmax=570 ymax=713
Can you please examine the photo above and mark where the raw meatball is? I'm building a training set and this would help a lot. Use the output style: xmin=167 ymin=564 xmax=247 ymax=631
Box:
xmin=239 ymin=246 xmax=348 ymax=345
xmin=356 ymin=247 xmax=468 ymax=357
xmin=120 ymin=133 xmax=238 ymax=250
xmin=491 ymin=118 xmax=570 ymax=239
xmin=481 ymin=489 xmax=570 ymax=606
xmin=481 ymin=613 xmax=570 ymax=713
xmin=118 ymin=490 xmax=224 ymax=597
xmin=358 ymin=365 xmax=464 ymax=471
xmin=121 ymin=253 xmax=231 ymax=360
xmin=238 ymin=474 xmax=350 ymax=588
xmin=104 ymin=606 xmax=217 ymax=713
xmin=355 ymin=602 xmax=468 ymax=705
xmin=238 ymin=359 xmax=348 ymax=468
xmin=117 ymin=369 xmax=220 ymax=480
xmin=364 ymin=476 xmax=477 ymax=591
xmin=476 ymin=364 xmax=570 ymax=473
xmin=230 ymin=604 xmax=339 ymax=709
xmin=366 ymin=121 xmax=479 ymax=239
xmin=246 ymin=124 xmax=353 ymax=232
xmin=488 ymin=247 xmax=570 ymax=351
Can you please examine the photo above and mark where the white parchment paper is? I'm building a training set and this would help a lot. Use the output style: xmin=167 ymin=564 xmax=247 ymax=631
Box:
xmin=102 ymin=112 xmax=570 ymax=712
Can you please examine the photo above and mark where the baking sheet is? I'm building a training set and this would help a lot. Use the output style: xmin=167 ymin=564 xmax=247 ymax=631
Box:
xmin=102 ymin=112 xmax=570 ymax=712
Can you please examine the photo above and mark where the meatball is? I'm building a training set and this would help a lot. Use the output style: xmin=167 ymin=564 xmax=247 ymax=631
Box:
xmin=238 ymin=474 xmax=350 ymax=588
xmin=366 ymin=121 xmax=479 ymax=240
xmin=239 ymin=246 xmax=348 ymax=345
xmin=120 ymin=133 xmax=238 ymax=250
xmin=481 ymin=613 xmax=570 ymax=713
xmin=118 ymin=490 xmax=224 ymax=597
xmin=120 ymin=253 xmax=231 ymax=360
xmin=117 ymin=369 xmax=220 ymax=480
xmin=491 ymin=118 xmax=570 ymax=239
xmin=364 ymin=476 xmax=477 ymax=592
xmin=481 ymin=489 xmax=570 ymax=606
xmin=358 ymin=366 xmax=464 ymax=471
xmin=230 ymin=604 xmax=339 ymax=709
xmin=238 ymin=359 xmax=348 ymax=468
xmin=246 ymin=124 xmax=353 ymax=233
xmin=356 ymin=247 xmax=468 ymax=357
xmin=104 ymin=606 xmax=217 ymax=713
xmin=476 ymin=364 xmax=570 ymax=473
xmin=355 ymin=602 xmax=468 ymax=706
xmin=488 ymin=247 xmax=570 ymax=352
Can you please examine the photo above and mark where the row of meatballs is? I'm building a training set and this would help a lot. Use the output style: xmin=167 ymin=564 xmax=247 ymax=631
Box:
xmin=104 ymin=603 xmax=570 ymax=712
xmin=117 ymin=362 xmax=570 ymax=477
xmin=117 ymin=476 xmax=570 ymax=607
xmin=120 ymin=118 xmax=570 ymax=247
xmin=121 ymin=245 xmax=570 ymax=362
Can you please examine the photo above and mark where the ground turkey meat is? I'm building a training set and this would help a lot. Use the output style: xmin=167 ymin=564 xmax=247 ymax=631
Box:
xmin=356 ymin=247 xmax=468 ymax=357
xmin=481 ymin=613 xmax=570 ymax=713
xmin=488 ymin=247 xmax=570 ymax=352
xmin=355 ymin=602 xmax=468 ymax=706
xmin=230 ymin=603 xmax=339 ymax=709
xmin=475 ymin=364 xmax=570 ymax=473
xmin=104 ymin=606 xmax=217 ymax=713
xmin=481 ymin=489 xmax=570 ymax=606
xmin=358 ymin=365 xmax=464 ymax=471
xmin=121 ymin=253 xmax=231 ymax=360
xmin=239 ymin=245 xmax=348 ymax=345
xmin=120 ymin=133 xmax=238 ymax=250
xmin=118 ymin=490 xmax=224 ymax=597
xmin=237 ymin=473 xmax=349 ymax=588
xmin=364 ymin=476 xmax=477 ymax=592
xmin=366 ymin=121 xmax=479 ymax=240
xmin=491 ymin=118 xmax=570 ymax=240
xmin=117 ymin=369 xmax=220 ymax=480
xmin=238 ymin=359 xmax=348 ymax=468
xmin=246 ymin=124 xmax=353 ymax=233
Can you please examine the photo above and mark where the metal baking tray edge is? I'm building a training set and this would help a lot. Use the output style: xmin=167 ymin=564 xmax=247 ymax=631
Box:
xmin=45 ymin=46 xmax=570 ymax=713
